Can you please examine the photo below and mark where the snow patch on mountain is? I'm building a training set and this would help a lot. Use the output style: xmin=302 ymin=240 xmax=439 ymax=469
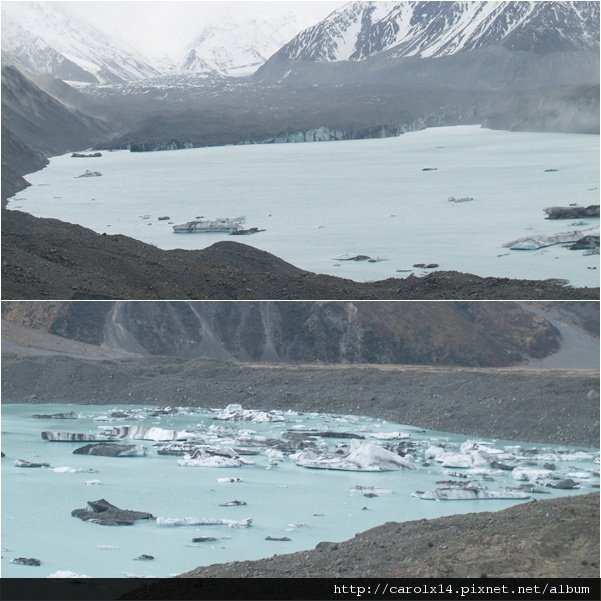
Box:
xmin=274 ymin=1 xmax=600 ymax=63
xmin=1 ymin=1 xmax=160 ymax=83
xmin=180 ymin=12 xmax=305 ymax=76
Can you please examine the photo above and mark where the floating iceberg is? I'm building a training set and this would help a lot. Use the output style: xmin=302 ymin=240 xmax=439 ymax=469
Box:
xmin=156 ymin=517 xmax=252 ymax=528
xmin=369 ymin=432 xmax=411 ymax=440
xmin=76 ymin=170 xmax=102 ymax=178
xmin=295 ymin=440 xmax=416 ymax=471
xmin=101 ymin=425 xmax=195 ymax=442
xmin=177 ymin=447 xmax=254 ymax=468
xmin=512 ymin=467 xmax=554 ymax=481
xmin=51 ymin=466 xmax=97 ymax=473
xmin=504 ymin=227 xmax=599 ymax=250
xmin=32 ymin=412 xmax=78 ymax=419
xmin=214 ymin=404 xmax=285 ymax=422
xmin=14 ymin=459 xmax=50 ymax=468
xmin=349 ymin=485 xmax=393 ymax=495
xmin=42 ymin=431 xmax=113 ymax=442
xmin=173 ymin=217 xmax=245 ymax=234
xmin=418 ymin=487 xmax=530 ymax=500
xmin=72 ymin=444 xmax=148 ymax=457
xmin=71 ymin=499 xmax=154 ymax=526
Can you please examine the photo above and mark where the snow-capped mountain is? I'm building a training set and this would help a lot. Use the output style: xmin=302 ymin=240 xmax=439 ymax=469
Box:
xmin=180 ymin=12 xmax=305 ymax=77
xmin=1 ymin=1 xmax=161 ymax=84
xmin=271 ymin=1 xmax=600 ymax=63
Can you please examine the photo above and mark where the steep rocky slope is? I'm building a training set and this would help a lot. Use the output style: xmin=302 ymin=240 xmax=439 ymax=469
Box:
xmin=0 ymin=301 xmax=575 ymax=367
xmin=1 ymin=65 xmax=111 ymax=200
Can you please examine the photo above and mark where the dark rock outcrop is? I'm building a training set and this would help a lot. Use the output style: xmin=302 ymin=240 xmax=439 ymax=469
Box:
xmin=71 ymin=498 xmax=154 ymax=526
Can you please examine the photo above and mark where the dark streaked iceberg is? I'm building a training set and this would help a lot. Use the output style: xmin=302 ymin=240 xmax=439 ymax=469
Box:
xmin=71 ymin=499 xmax=155 ymax=526
xmin=72 ymin=443 xmax=148 ymax=457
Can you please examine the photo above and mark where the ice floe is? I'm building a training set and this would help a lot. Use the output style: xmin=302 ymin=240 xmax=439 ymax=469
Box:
xmin=294 ymin=440 xmax=416 ymax=471
xmin=417 ymin=487 xmax=530 ymax=500
xmin=177 ymin=447 xmax=254 ymax=467
xmin=369 ymin=431 xmax=411 ymax=440
xmin=213 ymin=404 xmax=285 ymax=422
xmin=101 ymin=425 xmax=197 ymax=441
xmin=156 ymin=517 xmax=252 ymax=528
xmin=51 ymin=466 xmax=97 ymax=473
xmin=350 ymin=485 xmax=393 ymax=495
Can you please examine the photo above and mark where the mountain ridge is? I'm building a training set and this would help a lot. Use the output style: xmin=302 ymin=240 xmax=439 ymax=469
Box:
xmin=269 ymin=1 xmax=600 ymax=64
xmin=1 ymin=1 xmax=161 ymax=83
xmin=4 ymin=301 xmax=597 ymax=368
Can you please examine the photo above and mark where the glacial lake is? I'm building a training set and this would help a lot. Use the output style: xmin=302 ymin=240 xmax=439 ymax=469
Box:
xmin=1 ymin=403 xmax=599 ymax=578
xmin=7 ymin=126 xmax=600 ymax=287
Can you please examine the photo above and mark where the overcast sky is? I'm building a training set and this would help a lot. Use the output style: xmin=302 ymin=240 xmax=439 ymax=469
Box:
xmin=65 ymin=1 xmax=345 ymax=59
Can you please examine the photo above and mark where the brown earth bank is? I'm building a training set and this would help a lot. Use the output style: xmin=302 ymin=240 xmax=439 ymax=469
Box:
xmin=2 ymin=352 xmax=598 ymax=446
xmin=2 ymin=209 xmax=599 ymax=300
xmin=171 ymin=494 xmax=599 ymax=579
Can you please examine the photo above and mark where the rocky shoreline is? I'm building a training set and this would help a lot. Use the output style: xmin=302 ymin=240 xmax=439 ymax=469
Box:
xmin=175 ymin=494 xmax=599 ymax=579
xmin=3 ymin=352 xmax=599 ymax=585
xmin=2 ymin=209 xmax=599 ymax=300
xmin=2 ymin=353 xmax=599 ymax=447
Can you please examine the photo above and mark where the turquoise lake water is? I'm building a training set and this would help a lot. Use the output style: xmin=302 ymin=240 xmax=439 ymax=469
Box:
xmin=7 ymin=126 xmax=599 ymax=286
xmin=1 ymin=403 xmax=598 ymax=578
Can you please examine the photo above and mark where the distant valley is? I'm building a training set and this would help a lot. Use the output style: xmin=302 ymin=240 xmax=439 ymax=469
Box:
xmin=1 ymin=1 xmax=599 ymax=299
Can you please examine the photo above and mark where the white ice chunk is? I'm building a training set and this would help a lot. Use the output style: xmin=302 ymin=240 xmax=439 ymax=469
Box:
xmin=296 ymin=440 xmax=416 ymax=471
xmin=156 ymin=517 xmax=252 ymax=528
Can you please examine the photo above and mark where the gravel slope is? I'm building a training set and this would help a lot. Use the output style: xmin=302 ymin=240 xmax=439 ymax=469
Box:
xmin=2 ymin=209 xmax=598 ymax=300
xmin=179 ymin=494 xmax=600 ymax=579
xmin=2 ymin=350 xmax=598 ymax=446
